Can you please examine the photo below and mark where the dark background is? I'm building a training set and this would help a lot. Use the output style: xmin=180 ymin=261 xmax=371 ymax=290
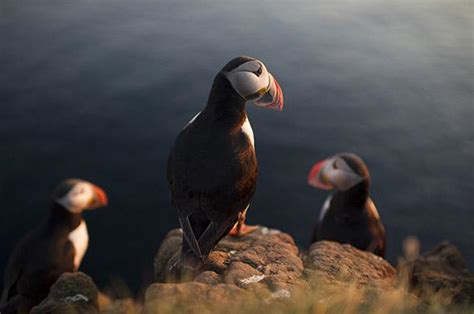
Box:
xmin=1 ymin=0 xmax=472 ymax=293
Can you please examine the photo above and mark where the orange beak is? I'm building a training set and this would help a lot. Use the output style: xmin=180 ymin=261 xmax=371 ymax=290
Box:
xmin=91 ymin=184 xmax=108 ymax=208
xmin=307 ymin=160 xmax=333 ymax=190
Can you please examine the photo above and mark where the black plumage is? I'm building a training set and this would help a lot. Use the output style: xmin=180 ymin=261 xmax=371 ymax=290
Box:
xmin=311 ymin=154 xmax=386 ymax=257
xmin=1 ymin=179 xmax=107 ymax=313
xmin=1 ymin=204 xmax=82 ymax=313
xmin=167 ymin=57 xmax=259 ymax=268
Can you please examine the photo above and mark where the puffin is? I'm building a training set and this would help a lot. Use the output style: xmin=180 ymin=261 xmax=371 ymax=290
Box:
xmin=0 ymin=179 xmax=108 ymax=314
xmin=167 ymin=56 xmax=284 ymax=269
xmin=307 ymin=153 xmax=386 ymax=257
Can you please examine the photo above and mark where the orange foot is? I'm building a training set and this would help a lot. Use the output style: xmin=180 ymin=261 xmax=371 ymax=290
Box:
xmin=228 ymin=223 xmax=259 ymax=237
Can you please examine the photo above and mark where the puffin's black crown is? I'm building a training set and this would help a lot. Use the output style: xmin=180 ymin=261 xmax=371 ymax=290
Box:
xmin=221 ymin=56 xmax=257 ymax=72
xmin=51 ymin=178 xmax=82 ymax=199
xmin=339 ymin=153 xmax=370 ymax=179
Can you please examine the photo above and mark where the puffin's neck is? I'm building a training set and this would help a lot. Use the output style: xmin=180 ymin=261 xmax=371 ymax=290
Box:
xmin=203 ymin=73 xmax=247 ymax=129
xmin=48 ymin=202 xmax=83 ymax=231
xmin=333 ymin=180 xmax=370 ymax=209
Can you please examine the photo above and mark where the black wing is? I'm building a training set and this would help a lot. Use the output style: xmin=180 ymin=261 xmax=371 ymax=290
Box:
xmin=167 ymin=121 xmax=257 ymax=264
xmin=1 ymin=223 xmax=76 ymax=310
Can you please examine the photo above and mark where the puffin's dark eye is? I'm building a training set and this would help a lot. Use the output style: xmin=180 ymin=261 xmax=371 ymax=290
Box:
xmin=254 ymin=66 xmax=262 ymax=77
xmin=333 ymin=160 xmax=338 ymax=169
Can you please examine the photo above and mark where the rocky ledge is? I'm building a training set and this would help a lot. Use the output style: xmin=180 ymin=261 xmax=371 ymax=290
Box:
xmin=34 ymin=226 xmax=473 ymax=313
xmin=305 ymin=241 xmax=396 ymax=289
xmin=153 ymin=227 xmax=307 ymax=292
xmin=145 ymin=227 xmax=400 ymax=312
xmin=146 ymin=227 xmax=472 ymax=313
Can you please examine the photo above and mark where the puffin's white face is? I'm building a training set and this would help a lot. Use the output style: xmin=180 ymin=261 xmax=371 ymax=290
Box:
xmin=307 ymin=155 xmax=366 ymax=191
xmin=224 ymin=60 xmax=284 ymax=111
xmin=56 ymin=180 xmax=108 ymax=213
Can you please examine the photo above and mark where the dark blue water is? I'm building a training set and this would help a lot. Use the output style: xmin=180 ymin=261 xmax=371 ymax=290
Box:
xmin=1 ymin=0 xmax=472 ymax=292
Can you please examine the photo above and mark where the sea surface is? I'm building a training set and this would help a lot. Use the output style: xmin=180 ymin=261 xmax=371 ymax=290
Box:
xmin=1 ymin=0 xmax=472 ymax=292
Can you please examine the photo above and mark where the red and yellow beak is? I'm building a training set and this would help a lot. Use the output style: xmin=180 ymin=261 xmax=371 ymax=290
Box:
xmin=90 ymin=184 xmax=108 ymax=208
xmin=254 ymin=74 xmax=284 ymax=111
xmin=307 ymin=160 xmax=333 ymax=190
xmin=265 ymin=77 xmax=284 ymax=111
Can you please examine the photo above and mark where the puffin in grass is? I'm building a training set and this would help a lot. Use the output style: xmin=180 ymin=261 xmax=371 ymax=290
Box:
xmin=307 ymin=153 xmax=386 ymax=257
xmin=0 ymin=179 xmax=108 ymax=314
xmin=167 ymin=56 xmax=284 ymax=269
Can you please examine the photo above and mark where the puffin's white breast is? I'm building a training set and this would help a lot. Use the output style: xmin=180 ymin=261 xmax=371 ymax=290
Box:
xmin=68 ymin=220 xmax=89 ymax=270
xmin=318 ymin=194 xmax=333 ymax=223
xmin=184 ymin=111 xmax=255 ymax=148
xmin=241 ymin=115 xmax=255 ymax=148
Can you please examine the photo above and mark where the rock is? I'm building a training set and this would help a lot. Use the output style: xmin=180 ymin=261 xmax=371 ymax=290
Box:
xmin=149 ymin=228 xmax=404 ymax=313
xmin=30 ymin=272 xmax=99 ymax=314
xmin=406 ymin=242 xmax=474 ymax=304
xmin=153 ymin=229 xmax=183 ymax=283
xmin=305 ymin=240 xmax=396 ymax=289
xmin=194 ymin=271 xmax=221 ymax=285
xmin=151 ymin=228 xmax=473 ymax=312
xmin=148 ymin=227 xmax=308 ymax=312
xmin=153 ymin=227 xmax=307 ymax=294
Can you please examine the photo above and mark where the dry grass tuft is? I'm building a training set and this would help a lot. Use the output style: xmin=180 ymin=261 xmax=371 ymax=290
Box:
xmin=102 ymin=279 xmax=473 ymax=314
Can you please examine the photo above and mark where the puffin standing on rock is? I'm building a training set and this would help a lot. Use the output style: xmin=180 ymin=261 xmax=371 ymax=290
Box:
xmin=307 ymin=153 xmax=386 ymax=257
xmin=167 ymin=56 xmax=284 ymax=269
xmin=0 ymin=179 xmax=108 ymax=314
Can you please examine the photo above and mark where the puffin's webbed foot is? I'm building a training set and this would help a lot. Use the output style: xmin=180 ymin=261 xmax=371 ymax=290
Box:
xmin=228 ymin=209 xmax=258 ymax=237
xmin=229 ymin=223 xmax=258 ymax=237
